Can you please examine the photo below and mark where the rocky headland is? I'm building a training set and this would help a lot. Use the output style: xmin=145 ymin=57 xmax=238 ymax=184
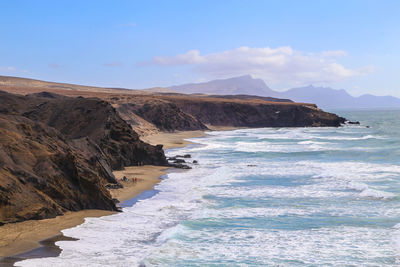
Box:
xmin=0 ymin=91 xmax=166 ymax=225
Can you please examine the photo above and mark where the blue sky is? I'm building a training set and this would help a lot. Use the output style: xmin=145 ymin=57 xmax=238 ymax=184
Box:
xmin=1 ymin=0 xmax=399 ymax=96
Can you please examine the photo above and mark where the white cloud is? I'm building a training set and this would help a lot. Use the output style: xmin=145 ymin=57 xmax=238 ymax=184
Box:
xmin=148 ymin=46 xmax=374 ymax=86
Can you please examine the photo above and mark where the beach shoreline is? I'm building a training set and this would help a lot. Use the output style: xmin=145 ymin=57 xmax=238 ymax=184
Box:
xmin=0 ymin=130 xmax=212 ymax=263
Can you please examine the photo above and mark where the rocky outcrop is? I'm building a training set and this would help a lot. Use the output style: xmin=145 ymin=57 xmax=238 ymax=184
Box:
xmin=23 ymin=93 xmax=167 ymax=169
xmin=106 ymin=95 xmax=345 ymax=131
xmin=0 ymin=114 xmax=116 ymax=224
xmin=0 ymin=91 xmax=167 ymax=225
xmin=167 ymin=97 xmax=346 ymax=127
xmin=108 ymin=97 xmax=208 ymax=132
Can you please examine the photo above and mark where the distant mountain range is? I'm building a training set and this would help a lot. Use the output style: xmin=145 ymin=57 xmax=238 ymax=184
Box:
xmin=169 ymin=75 xmax=400 ymax=109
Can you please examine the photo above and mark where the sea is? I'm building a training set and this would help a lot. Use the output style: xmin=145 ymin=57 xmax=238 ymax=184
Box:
xmin=17 ymin=110 xmax=400 ymax=266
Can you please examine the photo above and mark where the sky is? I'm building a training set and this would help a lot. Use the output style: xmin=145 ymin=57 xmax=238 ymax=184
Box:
xmin=1 ymin=0 xmax=399 ymax=96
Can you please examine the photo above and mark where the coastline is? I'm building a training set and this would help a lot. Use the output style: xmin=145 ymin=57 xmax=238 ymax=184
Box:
xmin=141 ymin=126 xmax=240 ymax=149
xmin=141 ymin=130 xmax=206 ymax=149
xmin=0 ymin=210 xmax=115 ymax=258
xmin=0 ymin=130 xmax=210 ymax=262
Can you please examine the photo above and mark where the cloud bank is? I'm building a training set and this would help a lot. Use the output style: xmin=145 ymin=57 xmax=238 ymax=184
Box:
xmin=149 ymin=46 xmax=374 ymax=86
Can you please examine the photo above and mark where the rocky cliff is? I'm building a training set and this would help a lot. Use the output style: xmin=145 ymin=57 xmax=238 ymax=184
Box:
xmin=165 ymin=96 xmax=345 ymax=127
xmin=110 ymin=97 xmax=207 ymax=132
xmin=105 ymin=95 xmax=345 ymax=132
xmin=23 ymin=92 xmax=167 ymax=169
xmin=0 ymin=91 xmax=167 ymax=225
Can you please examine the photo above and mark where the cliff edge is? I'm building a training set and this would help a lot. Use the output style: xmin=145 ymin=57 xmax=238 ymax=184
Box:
xmin=0 ymin=91 xmax=167 ymax=225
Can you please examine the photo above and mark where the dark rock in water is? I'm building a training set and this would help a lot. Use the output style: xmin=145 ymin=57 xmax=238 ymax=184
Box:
xmin=173 ymin=159 xmax=186 ymax=163
xmin=175 ymin=154 xmax=191 ymax=158
xmin=366 ymin=126 xmax=370 ymax=128
xmin=346 ymin=120 xmax=360 ymax=125
xmin=169 ymin=163 xmax=192 ymax=169
xmin=193 ymin=160 xmax=198 ymax=164
xmin=181 ymin=165 xmax=192 ymax=169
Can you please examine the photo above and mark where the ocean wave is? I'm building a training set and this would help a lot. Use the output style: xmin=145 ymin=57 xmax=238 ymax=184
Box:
xmin=233 ymin=141 xmax=333 ymax=153
xmin=347 ymin=181 xmax=396 ymax=199
xmin=143 ymin=226 xmax=399 ymax=266
xmin=319 ymin=134 xmax=385 ymax=140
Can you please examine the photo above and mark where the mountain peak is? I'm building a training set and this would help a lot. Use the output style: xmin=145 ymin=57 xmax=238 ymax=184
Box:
xmin=169 ymin=75 xmax=275 ymax=96
xmin=231 ymin=74 xmax=253 ymax=80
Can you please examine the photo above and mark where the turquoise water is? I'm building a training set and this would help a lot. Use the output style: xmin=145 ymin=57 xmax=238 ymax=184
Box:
xmin=19 ymin=110 xmax=400 ymax=266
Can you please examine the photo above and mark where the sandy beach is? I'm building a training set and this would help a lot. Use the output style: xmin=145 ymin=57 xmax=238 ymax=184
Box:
xmin=141 ymin=130 xmax=206 ymax=149
xmin=0 ymin=130 xmax=208 ymax=260
xmin=112 ymin=165 xmax=169 ymax=203
xmin=0 ymin=210 xmax=115 ymax=258
xmin=141 ymin=127 xmax=241 ymax=149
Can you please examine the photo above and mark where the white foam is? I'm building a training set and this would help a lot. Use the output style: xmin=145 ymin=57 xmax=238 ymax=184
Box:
xmin=346 ymin=181 xmax=396 ymax=199
xmin=298 ymin=140 xmax=327 ymax=145
xmin=144 ymin=226 xmax=400 ymax=266
xmin=391 ymin=224 xmax=400 ymax=257
xmin=347 ymin=181 xmax=370 ymax=191
xmin=320 ymin=134 xmax=384 ymax=140
xmin=359 ymin=188 xmax=396 ymax=199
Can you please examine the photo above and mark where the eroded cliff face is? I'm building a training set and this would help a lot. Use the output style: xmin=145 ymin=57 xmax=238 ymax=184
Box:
xmin=0 ymin=91 xmax=167 ymax=224
xmin=167 ymin=97 xmax=346 ymax=127
xmin=23 ymin=93 xmax=167 ymax=169
xmin=105 ymin=95 xmax=345 ymax=132
xmin=109 ymin=97 xmax=208 ymax=132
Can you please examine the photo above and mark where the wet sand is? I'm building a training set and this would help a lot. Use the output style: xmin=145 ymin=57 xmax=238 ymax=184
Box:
xmin=0 ymin=235 xmax=77 ymax=267
xmin=0 ymin=210 xmax=115 ymax=259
